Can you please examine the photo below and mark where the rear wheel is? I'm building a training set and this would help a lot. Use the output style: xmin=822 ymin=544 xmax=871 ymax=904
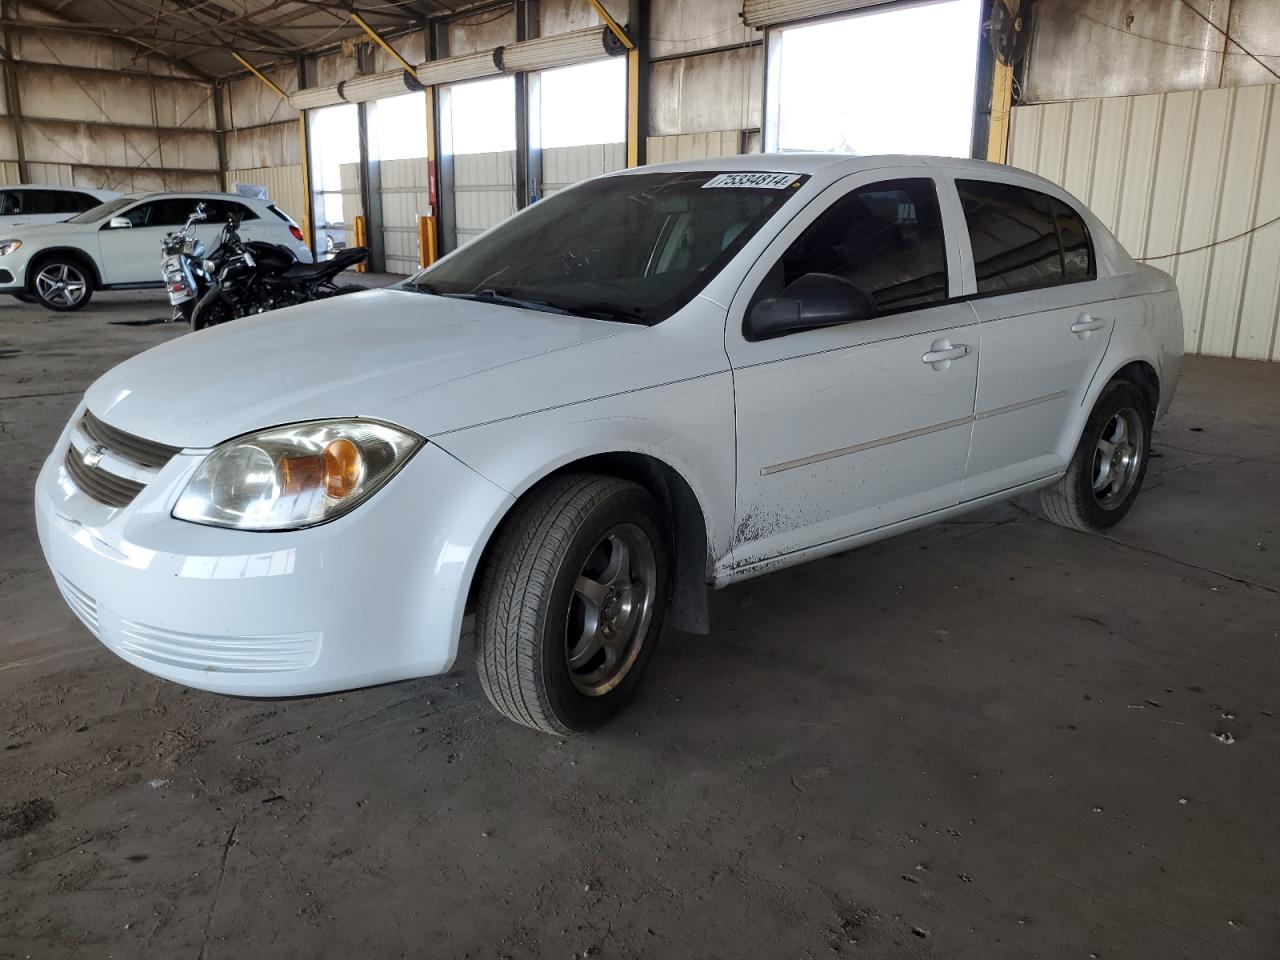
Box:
xmin=1040 ymin=380 xmax=1152 ymax=531
xmin=475 ymin=474 xmax=669 ymax=735
xmin=30 ymin=258 xmax=92 ymax=311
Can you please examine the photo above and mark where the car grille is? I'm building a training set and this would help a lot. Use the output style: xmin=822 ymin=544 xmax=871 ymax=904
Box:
xmin=80 ymin=410 xmax=182 ymax=469
xmin=64 ymin=411 xmax=183 ymax=508
xmin=64 ymin=447 xmax=146 ymax=508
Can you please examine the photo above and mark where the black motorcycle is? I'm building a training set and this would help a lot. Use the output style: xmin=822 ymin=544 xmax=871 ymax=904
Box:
xmin=190 ymin=212 xmax=368 ymax=331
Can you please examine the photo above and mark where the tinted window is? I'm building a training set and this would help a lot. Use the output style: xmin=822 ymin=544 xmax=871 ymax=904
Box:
xmin=69 ymin=192 xmax=103 ymax=213
xmin=24 ymin=190 xmax=60 ymax=215
xmin=957 ymin=180 xmax=1095 ymax=294
xmin=203 ymin=199 xmax=258 ymax=223
xmin=1052 ymin=197 xmax=1094 ymax=281
xmin=763 ymin=177 xmax=949 ymax=313
xmin=0 ymin=191 xmax=18 ymax=216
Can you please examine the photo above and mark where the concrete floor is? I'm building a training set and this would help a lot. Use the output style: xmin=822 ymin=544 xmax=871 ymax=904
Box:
xmin=1 ymin=288 xmax=1278 ymax=959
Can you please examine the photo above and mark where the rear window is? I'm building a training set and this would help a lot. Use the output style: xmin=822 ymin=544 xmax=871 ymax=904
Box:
xmin=956 ymin=179 xmax=1096 ymax=294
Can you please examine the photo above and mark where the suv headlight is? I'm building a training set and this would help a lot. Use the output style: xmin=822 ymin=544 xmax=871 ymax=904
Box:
xmin=173 ymin=420 xmax=423 ymax=531
xmin=0 ymin=240 xmax=22 ymax=256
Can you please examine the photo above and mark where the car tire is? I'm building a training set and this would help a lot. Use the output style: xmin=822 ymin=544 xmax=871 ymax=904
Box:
xmin=475 ymin=474 xmax=669 ymax=735
xmin=30 ymin=257 xmax=93 ymax=312
xmin=1040 ymin=380 xmax=1153 ymax=532
xmin=191 ymin=287 xmax=233 ymax=331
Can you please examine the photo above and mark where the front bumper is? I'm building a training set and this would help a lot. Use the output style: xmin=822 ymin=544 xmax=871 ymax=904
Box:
xmin=35 ymin=414 xmax=512 ymax=697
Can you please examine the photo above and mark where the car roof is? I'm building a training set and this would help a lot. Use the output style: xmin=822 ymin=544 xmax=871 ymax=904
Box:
xmin=615 ymin=152 xmax=1037 ymax=178
xmin=119 ymin=191 xmax=274 ymax=205
xmin=6 ymin=184 xmax=118 ymax=195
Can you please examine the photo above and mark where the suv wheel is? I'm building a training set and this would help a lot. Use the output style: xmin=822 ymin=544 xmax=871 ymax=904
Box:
xmin=475 ymin=474 xmax=669 ymax=735
xmin=31 ymin=258 xmax=93 ymax=311
xmin=1040 ymin=380 xmax=1153 ymax=531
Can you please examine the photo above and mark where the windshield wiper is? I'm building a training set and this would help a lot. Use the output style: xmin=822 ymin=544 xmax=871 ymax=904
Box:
xmin=440 ymin=289 xmax=574 ymax=317
xmin=402 ymin=278 xmax=440 ymax=295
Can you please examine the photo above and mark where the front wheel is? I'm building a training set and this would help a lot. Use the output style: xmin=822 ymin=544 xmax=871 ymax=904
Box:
xmin=475 ymin=475 xmax=669 ymax=735
xmin=191 ymin=287 xmax=234 ymax=331
xmin=31 ymin=258 xmax=93 ymax=311
xmin=1040 ymin=380 xmax=1153 ymax=531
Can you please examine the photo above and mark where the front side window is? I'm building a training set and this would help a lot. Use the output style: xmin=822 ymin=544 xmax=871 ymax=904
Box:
xmin=0 ymin=191 xmax=18 ymax=216
xmin=408 ymin=171 xmax=807 ymax=325
xmin=759 ymin=177 xmax=949 ymax=314
xmin=72 ymin=195 xmax=136 ymax=224
xmin=957 ymin=180 xmax=1095 ymax=294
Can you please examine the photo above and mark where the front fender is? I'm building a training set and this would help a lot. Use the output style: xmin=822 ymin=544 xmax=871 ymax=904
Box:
xmin=430 ymin=370 xmax=738 ymax=577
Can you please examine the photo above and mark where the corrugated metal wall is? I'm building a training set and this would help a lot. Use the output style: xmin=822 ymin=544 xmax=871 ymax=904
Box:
xmin=541 ymin=142 xmax=625 ymax=196
xmin=379 ymin=157 xmax=431 ymax=273
xmin=225 ymin=165 xmax=307 ymax=225
xmin=646 ymin=130 xmax=756 ymax=162
xmin=454 ymin=151 xmax=517 ymax=245
xmin=1009 ymin=82 xmax=1280 ymax=362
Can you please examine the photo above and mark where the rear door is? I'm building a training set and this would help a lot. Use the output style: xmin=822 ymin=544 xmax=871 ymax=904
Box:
xmin=954 ymin=178 xmax=1116 ymax=500
xmin=726 ymin=171 xmax=980 ymax=568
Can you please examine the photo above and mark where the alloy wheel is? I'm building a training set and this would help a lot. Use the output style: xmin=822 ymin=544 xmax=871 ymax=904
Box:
xmin=35 ymin=263 xmax=88 ymax=308
xmin=1092 ymin=407 xmax=1145 ymax=509
xmin=565 ymin=523 xmax=658 ymax=697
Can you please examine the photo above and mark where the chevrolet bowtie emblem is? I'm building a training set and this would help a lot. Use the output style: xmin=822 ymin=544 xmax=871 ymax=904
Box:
xmin=82 ymin=444 xmax=107 ymax=469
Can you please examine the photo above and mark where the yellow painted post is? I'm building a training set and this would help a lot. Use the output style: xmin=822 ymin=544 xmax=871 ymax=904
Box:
xmin=298 ymin=111 xmax=313 ymax=253
xmin=986 ymin=0 xmax=1021 ymax=165
xmin=626 ymin=48 xmax=640 ymax=168
xmin=419 ymin=215 xmax=438 ymax=267
xmin=353 ymin=215 xmax=368 ymax=272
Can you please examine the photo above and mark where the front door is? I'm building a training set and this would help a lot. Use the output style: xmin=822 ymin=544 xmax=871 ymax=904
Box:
xmin=725 ymin=173 xmax=980 ymax=569
xmin=98 ymin=197 xmax=207 ymax=284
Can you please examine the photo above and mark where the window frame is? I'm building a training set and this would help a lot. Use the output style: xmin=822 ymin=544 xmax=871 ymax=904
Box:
xmin=954 ymin=177 xmax=1098 ymax=300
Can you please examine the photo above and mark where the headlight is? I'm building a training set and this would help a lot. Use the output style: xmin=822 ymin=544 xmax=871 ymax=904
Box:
xmin=0 ymin=240 xmax=21 ymax=256
xmin=202 ymin=258 xmax=216 ymax=274
xmin=172 ymin=420 xmax=423 ymax=531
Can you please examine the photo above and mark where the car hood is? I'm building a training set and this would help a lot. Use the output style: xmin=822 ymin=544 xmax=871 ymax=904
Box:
xmin=84 ymin=289 xmax=627 ymax=448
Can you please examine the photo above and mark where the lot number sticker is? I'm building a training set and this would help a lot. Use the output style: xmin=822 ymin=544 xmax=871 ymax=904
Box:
xmin=702 ymin=173 xmax=801 ymax=190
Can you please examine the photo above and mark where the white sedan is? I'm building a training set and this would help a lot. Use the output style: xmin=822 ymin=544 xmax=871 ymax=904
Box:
xmin=0 ymin=192 xmax=311 ymax=311
xmin=36 ymin=154 xmax=1183 ymax=734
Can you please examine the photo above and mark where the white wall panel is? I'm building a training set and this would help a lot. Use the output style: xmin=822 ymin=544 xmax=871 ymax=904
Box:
xmin=453 ymin=151 xmax=517 ymax=245
xmin=645 ymin=130 xmax=744 ymax=163
xmin=540 ymin=142 xmax=625 ymax=196
xmin=227 ymin=166 xmax=306 ymax=226
xmin=379 ymin=157 xmax=431 ymax=274
xmin=1010 ymin=83 xmax=1280 ymax=362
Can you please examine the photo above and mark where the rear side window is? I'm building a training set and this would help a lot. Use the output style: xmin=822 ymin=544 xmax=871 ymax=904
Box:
xmin=957 ymin=180 xmax=1096 ymax=294
xmin=267 ymin=204 xmax=292 ymax=222
xmin=203 ymin=199 xmax=259 ymax=222
xmin=769 ymin=177 xmax=949 ymax=313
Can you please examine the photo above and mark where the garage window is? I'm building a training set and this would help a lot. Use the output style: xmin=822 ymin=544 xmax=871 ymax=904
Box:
xmin=957 ymin=180 xmax=1096 ymax=294
xmin=767 ymin=178 xmax=949 ymax=313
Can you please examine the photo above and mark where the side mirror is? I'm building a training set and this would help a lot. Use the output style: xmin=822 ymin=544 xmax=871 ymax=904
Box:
xmin=107 ymin=216 xmax=132 ymax=229
xmin=747 ymin=272 xmax=875 ymax=340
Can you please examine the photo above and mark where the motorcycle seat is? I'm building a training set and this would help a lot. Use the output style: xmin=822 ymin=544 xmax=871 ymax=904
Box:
xmin=283 ymin=246 xmax=370 ymax=280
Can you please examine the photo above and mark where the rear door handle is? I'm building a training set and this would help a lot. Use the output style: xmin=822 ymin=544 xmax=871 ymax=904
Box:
xmin=1071 ymin=314 xmax=1107 ymax=335
xmin=921 ymin=343 xmax=970 ymax=367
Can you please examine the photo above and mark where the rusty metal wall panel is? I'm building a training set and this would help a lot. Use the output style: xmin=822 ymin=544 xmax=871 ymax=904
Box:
xmin=1024 ymin=0 xmax=1280 ymax=103
xmin=539 ymin=0 xmax=628 ymax=37
xmin=649 ymin=46 xmax=762 ymax=137
xmin=650 ymin=0 xmax=754 ymax=59
xmin=1010 ymin=83 xmax=1280 ymax=362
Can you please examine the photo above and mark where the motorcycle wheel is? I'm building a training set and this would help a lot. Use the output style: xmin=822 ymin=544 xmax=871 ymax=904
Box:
xmin=191 ymin=287 xmax=235 ymax=331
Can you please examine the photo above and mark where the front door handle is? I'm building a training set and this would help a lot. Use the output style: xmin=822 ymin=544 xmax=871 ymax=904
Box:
xmin=921 ymin=342 xmax=970 ymax=369
xmin=1071 ymin=314 xmax=1107 ymax=337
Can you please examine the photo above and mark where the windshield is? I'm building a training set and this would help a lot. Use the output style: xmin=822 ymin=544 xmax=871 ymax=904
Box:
xmin=405 ymin=171 xmax=807 ymax=325
xmin=67 ymin=196 xmax=137 ymax=224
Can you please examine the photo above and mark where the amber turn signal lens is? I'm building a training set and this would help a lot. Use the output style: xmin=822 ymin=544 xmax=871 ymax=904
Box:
xmin=280 ymin=454 xmax=323 ymax=496
xmin=323 ymin=438 xmax=363 ymax=499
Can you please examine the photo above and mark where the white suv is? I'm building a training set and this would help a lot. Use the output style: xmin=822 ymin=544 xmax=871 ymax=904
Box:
xmin=0 ymin=192 xmax=313 ymax=311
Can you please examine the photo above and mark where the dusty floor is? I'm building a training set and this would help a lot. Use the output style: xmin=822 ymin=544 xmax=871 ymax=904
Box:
xmin=1 ymin=287 xmax=1278 ymax=959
